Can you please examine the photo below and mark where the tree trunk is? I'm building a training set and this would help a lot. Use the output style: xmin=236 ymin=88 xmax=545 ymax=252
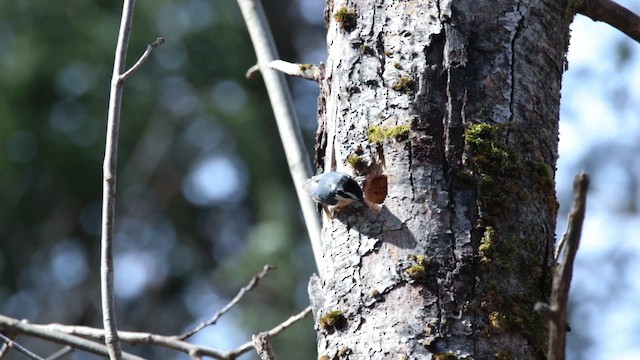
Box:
xmin=309 ymin=0 xmax=571 ymax=359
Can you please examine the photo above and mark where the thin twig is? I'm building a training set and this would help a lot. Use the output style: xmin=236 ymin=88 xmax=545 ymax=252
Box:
xmin=103 ymin=1 xmax=164 ymax=359
xmin=542 ymin=172 xmax=590 ymax=360
xmin=237 ymin=0 xmax=324 ymax=277
xmin=44 ymin=346 xmax=74 ymax=360
xmin=576 ymin=0 xmax=640 ymax=43
xmin=120 ymin=37 xmax=165 ymax=82
xmin=0 ymin=332 xmax=44 ymax=360
xmin=177 ymin=265 xmax=276 ymax=340
xmin=102 ymin=1 xmax=139 ymax=358
xmin=225 ymin=306 xmax=312 ymax=358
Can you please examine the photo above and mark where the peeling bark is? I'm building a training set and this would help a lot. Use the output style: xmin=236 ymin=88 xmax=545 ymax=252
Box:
xmin=309 ymin=1 xmax=571 ymax=358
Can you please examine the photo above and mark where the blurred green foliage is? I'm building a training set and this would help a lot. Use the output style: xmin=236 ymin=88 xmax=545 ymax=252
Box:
xmin=0 ymin=0 xmax=323 ymax=358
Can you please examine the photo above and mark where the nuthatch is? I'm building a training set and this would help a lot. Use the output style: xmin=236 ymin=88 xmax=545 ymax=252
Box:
xmin=303 ymin=171 xmax=367 ymax=219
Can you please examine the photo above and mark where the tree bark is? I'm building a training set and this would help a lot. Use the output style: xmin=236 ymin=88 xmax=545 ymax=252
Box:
xmin=309 ymin=0 xmax=571 ymax=359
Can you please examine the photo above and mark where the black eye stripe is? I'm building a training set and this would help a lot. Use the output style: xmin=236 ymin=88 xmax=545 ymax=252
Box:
xmin=336 ymin=190 xmax=360 ymax=200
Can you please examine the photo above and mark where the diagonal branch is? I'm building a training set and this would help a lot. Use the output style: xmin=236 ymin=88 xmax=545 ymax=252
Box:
xmin=576 ymin=0 xmax=640 ymax=43
xmin=0 ymin=332 xmax=44 ymax=360
xmin=225 ymin=306 xmax=312 ymax=359
xmin=43 ymin=346 xmax=74 ymax=360
xmin=176 ymin=265 xmax=276 ymax=341
xmin=537 ymin=172 xmax=590 ymax=360
xmin=236 ymin=0 xmax=324 ymax=277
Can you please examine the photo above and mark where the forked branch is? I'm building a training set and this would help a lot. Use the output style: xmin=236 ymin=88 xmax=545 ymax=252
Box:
xmin=102 ymin=0 xmax=163 ymax=358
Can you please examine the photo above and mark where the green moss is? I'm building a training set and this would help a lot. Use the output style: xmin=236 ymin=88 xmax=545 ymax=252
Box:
xmin=464 ymin=123 xmax=519 ymax=221
xmin=333 ymin=7 xmax=357 ymax=30
xmin=319 ymin=310 xmax=346 ymax=331
xmin=433 ymin=352 xmax=458 ymax=360
xmin=393 ymin=62 xmax=402 ymax=69
xmin=529 ymin=160 xmax=558 ymax=219
xmin=503 ymin=293 xmax=548 ymax=352
xmin=405 ymin=264 xmax=426 ymax=279
xmin=465 ymin=123 xmax=558 ymax=223
xmin=346 ymin=154 xmax=367 ymax=171
xmin=478 ymin=226 xmax=496 ymax=264
xmin=299 ymin=63 xmax=314 ymax=71
xmin=405 ymin=254 xmax=428 ymax=279
xmin=481 ymin=288 xmax=548 ymax=352
xmin=390 ymin=76 xmax=415 ymax=93
xmin=465 ymin=122 xmax=552 ymax=353
xmin=478 ymin=226 xmax=518 ymax=272
xmin=368 ymin=124 xmax=411 ymax=144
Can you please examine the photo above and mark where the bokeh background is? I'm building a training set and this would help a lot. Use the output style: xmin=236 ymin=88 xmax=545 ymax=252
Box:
xmin=0 ymin=1 xmax=637 ymax=359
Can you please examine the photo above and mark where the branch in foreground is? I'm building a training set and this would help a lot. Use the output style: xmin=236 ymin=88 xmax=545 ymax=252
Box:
xmin=0 ymin=332 xmax=44 ymax=360
xmin=576 ymin=0 xmax=640 ymax=43
xmin=236 ymin=0 xmax=324 ymax=277
xmin=224 ymin=306 xmax=312 ymax=359
xmin=177 ymin=264 xmax=276 ymax=341
xmin=43 ymin=346 xmax=74 ymax=360
xmin=0 ymin=306 xmax=313 ymax=360
xmin=102 ymin=1 xmax=139 ymax=358
xmin=267 ymin=60 xmax=321 ymax=82
xmin=536 ymin=172 xmax=590 ymax=360
xmin=0 ymin=315 xmax=144 ymax=360
xmin=103 ymin=0 xmax=163 ymax=357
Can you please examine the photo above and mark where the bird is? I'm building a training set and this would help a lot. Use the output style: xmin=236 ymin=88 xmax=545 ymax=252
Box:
xmin=303 ymin=171 xmax=367 ymax=219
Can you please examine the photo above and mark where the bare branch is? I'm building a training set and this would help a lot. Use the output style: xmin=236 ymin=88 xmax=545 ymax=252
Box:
xmin=0 ymin=332 xmax=44 ymax=360
xmin=44 ymin=346 xmax=74 ymax=360
xmin=252 ymin=333 xmax=276 ymax=360
xmin=0 ymin=306 xmax=312 ymax=360
xmin=103 ymin=1 xmax=162 ymax=359
xmin=237 ymin=0 xmax=324 ymax=277
xmin=102 ymin=1 xmax=139 ymax=358
xmin=177 ymin=265 xmax=276 ymax=340
xmin=40 ymin=324 xmax=228 ymax=359
xmin=544 ymin=172 xmax=590 ymax=360
xmin=120 ymin=37 xmax=165 ymax=83
xmin=0 ymin=316 xmax=145 ymax=360
xmin=226 ymin=306 xmax=312 ymax=358
xmin=267 ymin=60 xmax=320 ymax=82
xmin=576 ymin=0 xmax=640 ymax=43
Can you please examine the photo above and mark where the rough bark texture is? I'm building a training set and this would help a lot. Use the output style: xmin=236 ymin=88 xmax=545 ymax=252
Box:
xmin=309 ymin=0 xmax=571 ymax=359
